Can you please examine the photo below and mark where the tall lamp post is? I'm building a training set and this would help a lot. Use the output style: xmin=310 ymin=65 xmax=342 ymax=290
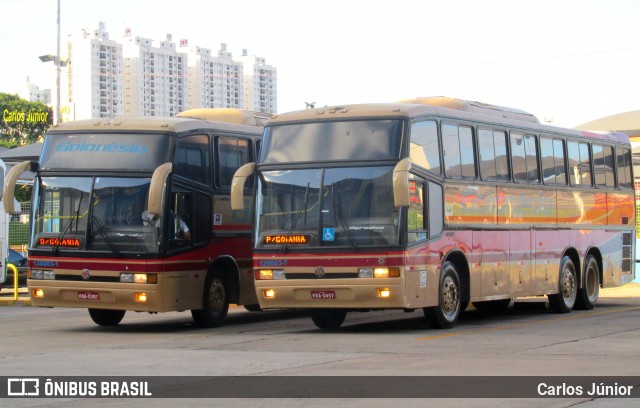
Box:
xmin=39 ymin=0 xmax=64 ymax=124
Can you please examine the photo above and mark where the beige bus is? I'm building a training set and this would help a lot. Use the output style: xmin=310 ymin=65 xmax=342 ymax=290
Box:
xmin=232 ymin=97 xmax=635 ymax=329
xmin=4 ymin=109 xmax=266 ymax=327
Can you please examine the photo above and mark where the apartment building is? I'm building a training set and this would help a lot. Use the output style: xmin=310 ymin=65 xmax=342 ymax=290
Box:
xmin=21 ymin=77 xmax=51 ymax=105
xmin=61 ymin=23 xmax=276 ymax=119
xmin=63 ymin=22 xmax=124 ymax=119
xmin=239 ymin=52 xmax=277 ymax=114
xmin=122 ymin=33 xmax=187 ymax=117
xmin=179 ymin=42 xmax=244 ymax=110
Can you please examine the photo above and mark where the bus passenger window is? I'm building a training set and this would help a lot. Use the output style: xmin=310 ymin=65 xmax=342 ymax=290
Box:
xmin=217 ymin=137 xmax=250 ymax=188
xmin=568 ymin=141 xmax=592 ymax=186
xmin=407 ymin=177 xmax=426 ymax=243
xmin=174 ymin=134 xmax=210 ymax=184
xmin=541 ymin=137 xmax=566 ymax=185
xmin=443 ymin=124 xmax=475 ymax=179
xmin=410 ymin=121 xmax=440 ymax=175
xmin=617 ymin=147 xmax=633 ymax=189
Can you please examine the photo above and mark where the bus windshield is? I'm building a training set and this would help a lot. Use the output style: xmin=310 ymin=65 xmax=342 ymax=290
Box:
xmin=260 ymin=120 xmax=403 ymax=163
xmin=256 ymin=166 xmax=400 ymax=248
xmin=33 ymin=176 xmax=159 ymax=254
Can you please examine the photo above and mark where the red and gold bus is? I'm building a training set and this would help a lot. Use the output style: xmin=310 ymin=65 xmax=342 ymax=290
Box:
xmin=3 ymin=109 xmax=267 ymax=327
xmin=231 ymin=97 xmax=635 ymax=329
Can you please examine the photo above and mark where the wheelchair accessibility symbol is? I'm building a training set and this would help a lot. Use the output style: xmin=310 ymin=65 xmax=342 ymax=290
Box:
xmin=323 ymin=228 xmax=335 ymax=241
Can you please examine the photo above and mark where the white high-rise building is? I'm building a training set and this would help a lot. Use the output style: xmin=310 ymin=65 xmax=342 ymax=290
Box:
xmin=21 ymin=77 xmax=51 ymax=105
xmin=63 ymin=22 xmax=124 ymax=120
xmin=239 ymin=51 xmax=277 ymax=114
xmin=123 ymin=33 xmax=187 ymax=117
xmin=59 ymin=23 xmax=276 ymax=119
xmin=179 ymin=42 xmax=243 ymax=110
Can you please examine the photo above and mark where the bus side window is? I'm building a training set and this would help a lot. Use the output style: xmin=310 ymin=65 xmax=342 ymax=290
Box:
xmin=217 ymin=137 xmax=250 ymax=188
xmin=568 ymin=141 xmax=592 ymax=186
xmin=428 ymin=181 xmax=443 ymax=238
xmin=407 ymin=177 xmax=426 ymax=243
xmin=410 ymin=121 xmax=440 ymax=175
xmin=617 ymin=147 xmax=633 ymax=189
xmin=443 ymin=124 xmax=475 ymax=179
xmin=174 ymin=134 xmax=210 ymax=184
xmin=593 ymin=144 xmax=615 ymax=187
xmin=168 ymin=190 xmax=194 ymax=251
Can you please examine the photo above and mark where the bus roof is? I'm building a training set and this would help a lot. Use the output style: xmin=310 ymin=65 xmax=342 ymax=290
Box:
xmin=47 ymin=111 xmax=265 ymax=135
xmin=268 ymin=100 xmax=629 ymax=145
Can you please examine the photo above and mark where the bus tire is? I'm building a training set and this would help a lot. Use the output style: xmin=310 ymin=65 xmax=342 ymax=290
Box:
xmin=88 ymin=308 xmax=125 ymax=326
xmin=424 ymin=261 xmax=461 ymax=329
xmin=575 ymin=254 xmax=599 ymax=310
xmin=191 ymin=274 xmax=229 ymax=328
xmin=310 ymin=309 xmax=347 ymax=329
xmin=472 ymin=298 xmax=512 ymax=312
xmin=548 ymin=256 xmax=577 ymax=313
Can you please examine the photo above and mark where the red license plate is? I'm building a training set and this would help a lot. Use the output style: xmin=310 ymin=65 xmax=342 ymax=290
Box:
xmin=78 ymin=292 xmax=100 ymax=301
xmin=311 ymin=290 xmax=336 ymax=300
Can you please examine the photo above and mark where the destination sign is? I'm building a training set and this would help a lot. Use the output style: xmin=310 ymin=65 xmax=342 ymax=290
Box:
xmin=39 ymin=237 xmax=81 ymax=248
xmin=264 ymin=234 xmax=311 ymax=245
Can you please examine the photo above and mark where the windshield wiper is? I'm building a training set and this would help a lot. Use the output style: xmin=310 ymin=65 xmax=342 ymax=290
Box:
xmin=282 ymin=182 xmax=310 ymax=253
xmin=331 ymin=184 xmax=358 ymax=249
xmin=51 ymin=192 xmax=84 ymax=255
xmin=91 ymin=216 xmax=120 ymax=256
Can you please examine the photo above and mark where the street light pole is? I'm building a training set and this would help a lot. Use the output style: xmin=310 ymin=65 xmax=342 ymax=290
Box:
xmin=55 ymin=0 xmax=61 ymax=125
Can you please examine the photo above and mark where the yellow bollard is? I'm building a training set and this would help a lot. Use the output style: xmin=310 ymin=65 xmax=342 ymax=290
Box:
xmin=7 ymin=264 xmax=18 ymax=301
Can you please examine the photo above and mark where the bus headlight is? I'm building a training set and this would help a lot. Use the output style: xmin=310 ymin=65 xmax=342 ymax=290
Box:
xmin=120 ymin=273 xmax=157 ymax=284
xmin=358 ymin=267 xmax=400 ymax=278
xmin=256 ymin=270 xmax=285 ymax=280
xmin=30 ymin=270 xmax=55 ymax=280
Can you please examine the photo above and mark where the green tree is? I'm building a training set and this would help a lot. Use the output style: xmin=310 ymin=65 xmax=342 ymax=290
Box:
xmin=0 ymin=92 xmax=52 ymax=146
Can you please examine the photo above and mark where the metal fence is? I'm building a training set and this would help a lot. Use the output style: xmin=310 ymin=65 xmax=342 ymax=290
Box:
xmin=8 ymin=201 xmax=30 ymax=251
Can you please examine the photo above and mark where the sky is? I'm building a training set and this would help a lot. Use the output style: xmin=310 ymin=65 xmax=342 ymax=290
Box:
xmin=1 ymin=0 xmax=640 ymax=128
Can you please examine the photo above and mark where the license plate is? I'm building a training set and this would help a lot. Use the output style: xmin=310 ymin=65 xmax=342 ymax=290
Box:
xmin=311 ymin=290 xmax=336 ymax=300
xmin=78 ymin=292 xmax=100 ymax=301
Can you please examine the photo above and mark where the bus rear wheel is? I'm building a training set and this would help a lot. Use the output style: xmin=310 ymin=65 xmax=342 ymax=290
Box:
xmin=424 ymin=261 xmax=461 ymax=329
xmin=310 ymin=309 xmax=347 ymax=329
xmin=192 ymin=275 xmax=229 ymax=328
xmin=575 ymin=255 xmax=600 ymax=310
xmin=88 ymin=309 xmax=126 ymax=326
xmin=548 ymin=256 xmax=577 ymax=313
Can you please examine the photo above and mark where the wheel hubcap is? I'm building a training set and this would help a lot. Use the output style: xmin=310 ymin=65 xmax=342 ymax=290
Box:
xmin=442 ymin=276 xmax=459 ymax=317
xmin=561 ymin=267 xmax=576 ymax=305
xmin=208 ymin=279 xmax=225 ymax=313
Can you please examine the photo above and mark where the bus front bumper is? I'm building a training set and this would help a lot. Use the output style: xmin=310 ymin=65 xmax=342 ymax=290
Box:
xmin=27 ymin=279 xmax=191 ymax=312
xmin=255 ymin=279 xmax=434 ymax=310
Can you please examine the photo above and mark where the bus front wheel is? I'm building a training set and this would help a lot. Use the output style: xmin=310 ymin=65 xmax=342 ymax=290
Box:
xmin=310 ymin=309 xmax=347 ymax=329
xmin=192 ymin=274 xmax=229 ymax=328
xmin=548 ymin=256 xmax=577 ymax=313
xmin=88 ymin=308 xmax=125 ymax=326
xmin=424 ymin=261 xmax=461 ymax=329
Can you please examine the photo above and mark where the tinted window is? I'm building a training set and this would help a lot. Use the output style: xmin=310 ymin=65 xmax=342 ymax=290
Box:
xmin=568 ymin=141 xmax=592 ymax=186
xmin=410 ymin=121 xmax=440 ymax=175
xmin=443 ymin=124 xmax=475 ymax=179
xmin=479 ymin=129 xmax=508 ymax=180
xmin=262 ymin=120 xmax=403 ymax=163
xmin=217 ymin=137 xmax=249 ymax=188
xmin=40 ymin=133 xmax=172 ymax=171
xmin=541 ymin=137 xmax=566 ymax=185
xmin=174 ymin=134 xmax=210 ymax=184
xmin=593 ymin=144 xmax=616 ymax=188
xmin=407 ymin=176 xmax=426 ymax=243
xmin=617 ymin=147 xmax=633 ymax=189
